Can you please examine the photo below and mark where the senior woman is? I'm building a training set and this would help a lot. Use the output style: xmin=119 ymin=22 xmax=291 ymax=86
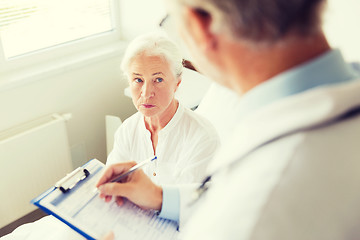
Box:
xmin=106 ymin=32 xmax=220 ymax=185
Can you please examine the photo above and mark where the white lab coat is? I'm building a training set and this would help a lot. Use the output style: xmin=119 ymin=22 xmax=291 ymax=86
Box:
xmin=180 ymin=80 xmax=360 ymax=239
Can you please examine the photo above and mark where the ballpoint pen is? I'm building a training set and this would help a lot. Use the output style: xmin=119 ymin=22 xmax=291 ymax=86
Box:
xmin=93 ymin=156 xmax=157 ymax=194
xmin=109 ymin=156 xmax=157 ymax=183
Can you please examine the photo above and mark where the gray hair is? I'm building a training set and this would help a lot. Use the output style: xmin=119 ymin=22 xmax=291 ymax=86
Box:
xmin=177 ymin=0 xmax=327 ymax=43
xmin=121 ymin=32 xmax=183 ymax=78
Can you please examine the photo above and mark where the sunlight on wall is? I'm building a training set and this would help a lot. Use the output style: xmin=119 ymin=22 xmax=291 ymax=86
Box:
xmin=120 ymin=0 xmax=165 ymax=40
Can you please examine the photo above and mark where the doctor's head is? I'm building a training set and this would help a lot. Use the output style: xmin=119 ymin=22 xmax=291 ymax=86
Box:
xmin=121 ymin=32 xmax=183 ymax=119
xmin=165 ymin=0 xmax=327 ymax=91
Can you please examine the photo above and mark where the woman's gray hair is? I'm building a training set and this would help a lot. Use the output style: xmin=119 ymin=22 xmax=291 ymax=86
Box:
xmin=121 ymin=32 xmax=183 ymax=78
xmin=178 ymin=0 xmax=327 ymax=43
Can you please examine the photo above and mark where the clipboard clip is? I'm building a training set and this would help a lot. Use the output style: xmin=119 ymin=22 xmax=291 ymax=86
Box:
xmin=55 ymin=167 xmax=90 ymax=193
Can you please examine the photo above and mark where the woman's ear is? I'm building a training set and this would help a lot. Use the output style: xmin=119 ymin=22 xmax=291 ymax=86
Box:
xmin=175 ymin=77 xmax=182 ymax=92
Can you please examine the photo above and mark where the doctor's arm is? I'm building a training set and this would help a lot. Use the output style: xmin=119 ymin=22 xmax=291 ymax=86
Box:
xmin=96 ymin=162 xmax=163 ymax=210
xmin=96 ymin=162 xmax=198 ymax=224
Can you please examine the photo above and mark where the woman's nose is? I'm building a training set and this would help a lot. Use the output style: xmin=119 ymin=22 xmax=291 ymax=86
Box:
xmin=141 ymin=82 xmax=154 ymax=98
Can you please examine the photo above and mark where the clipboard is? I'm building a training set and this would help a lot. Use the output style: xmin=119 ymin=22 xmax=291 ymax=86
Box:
xmin=31 ymin=159 xmax=178 ymax=240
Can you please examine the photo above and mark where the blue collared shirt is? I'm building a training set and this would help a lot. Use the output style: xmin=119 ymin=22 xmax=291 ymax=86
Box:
xmin=158 ymin=49 xmax=360 ymax=222
xmin=232 ymin=49 xmax=359 ymax=119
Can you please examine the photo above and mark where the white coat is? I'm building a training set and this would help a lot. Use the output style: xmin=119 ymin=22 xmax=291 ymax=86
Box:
xmin=181 ymin=80 xmax=360 ymax=239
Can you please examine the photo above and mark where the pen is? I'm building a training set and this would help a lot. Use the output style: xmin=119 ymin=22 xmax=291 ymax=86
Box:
xmin=109 ymin=156 xmax=157 ymax=183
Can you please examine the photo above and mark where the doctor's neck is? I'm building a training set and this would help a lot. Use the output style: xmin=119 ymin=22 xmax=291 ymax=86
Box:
xmin=224 ymin=31 xmax=331 ymax=95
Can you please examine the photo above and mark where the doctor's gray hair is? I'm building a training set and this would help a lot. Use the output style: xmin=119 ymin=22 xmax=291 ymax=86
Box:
xmin=177 ymin=0 xmax=326 ymax=43
xmin=121 ymin=32 xmax=183 ymax=78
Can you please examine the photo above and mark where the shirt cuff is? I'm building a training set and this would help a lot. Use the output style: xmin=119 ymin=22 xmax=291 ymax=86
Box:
xmin=158 ymin=185 xmax=180 ymax=222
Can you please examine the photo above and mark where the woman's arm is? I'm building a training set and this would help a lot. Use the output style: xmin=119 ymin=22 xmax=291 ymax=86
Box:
xmin=106 ymin=124 xmax=132 ymax=166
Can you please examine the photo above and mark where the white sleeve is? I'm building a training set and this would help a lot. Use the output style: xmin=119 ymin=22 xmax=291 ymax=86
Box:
xmin=106 ymin=124 xmax=131 ymax=166
xmin=176 ymin=132 xmax=220 ymax=183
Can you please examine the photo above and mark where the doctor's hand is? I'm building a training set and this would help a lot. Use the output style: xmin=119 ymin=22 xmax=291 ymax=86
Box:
xmin=96 ymin=162 xmax=163 ymax=211
xmin=101 ymin=232 xmax=114 ymax=240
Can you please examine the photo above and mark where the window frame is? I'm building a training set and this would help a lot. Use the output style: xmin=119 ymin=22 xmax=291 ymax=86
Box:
xmin=0 ymin=0 xmax=123 ymax=75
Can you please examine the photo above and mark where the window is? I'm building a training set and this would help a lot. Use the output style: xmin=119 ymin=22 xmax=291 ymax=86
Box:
xmin=0 ymin=0 xmax=121 ymax=72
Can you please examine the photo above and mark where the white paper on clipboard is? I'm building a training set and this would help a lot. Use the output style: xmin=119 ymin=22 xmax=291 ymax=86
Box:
xmin=31 ymin=159 xmax=179 ymax=240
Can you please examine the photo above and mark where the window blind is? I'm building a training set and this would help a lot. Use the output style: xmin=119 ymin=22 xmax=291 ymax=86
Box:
xmin=0 ymin=0 xmax=113 ymax=59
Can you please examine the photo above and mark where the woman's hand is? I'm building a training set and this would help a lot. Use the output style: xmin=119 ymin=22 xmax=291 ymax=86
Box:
xmin=96 ymin=162 xmax=163 ymax=210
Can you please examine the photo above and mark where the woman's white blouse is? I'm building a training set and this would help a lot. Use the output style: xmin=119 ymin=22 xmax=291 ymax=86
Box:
xmin=107 ymin=103 xmax=220 ymax=184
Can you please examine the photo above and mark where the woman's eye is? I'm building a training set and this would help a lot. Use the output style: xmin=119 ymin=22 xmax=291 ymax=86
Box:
xmin=134 ymin=78 xmax=143 ymax=83
xmin=155 ymin=78 xmax=163 ymax=83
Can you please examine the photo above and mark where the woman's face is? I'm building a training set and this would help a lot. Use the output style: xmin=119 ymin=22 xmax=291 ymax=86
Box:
xmin=128 ymin=54 xmax=181 ymax=119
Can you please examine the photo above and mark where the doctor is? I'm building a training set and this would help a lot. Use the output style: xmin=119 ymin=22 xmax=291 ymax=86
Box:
xmin=98 ymin=0 xmax=360 ymax=239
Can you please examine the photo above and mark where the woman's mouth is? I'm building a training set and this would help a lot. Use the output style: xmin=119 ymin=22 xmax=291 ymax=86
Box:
xmin=142 ymin=104 xmax=155 ymax=108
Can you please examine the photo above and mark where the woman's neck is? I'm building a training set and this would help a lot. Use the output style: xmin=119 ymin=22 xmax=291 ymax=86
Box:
xmin=144 ymin=99 xmax=179 ymax=133
xmin=144 ymin=99 xmax=179 ymax=154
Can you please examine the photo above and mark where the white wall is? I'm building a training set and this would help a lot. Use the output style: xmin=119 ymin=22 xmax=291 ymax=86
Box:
xmin=0 ymin=55 xmax=136 ymax=167
xmin=120 ymin=0 xmax=166 ymax=40
xmin=323 ymin=0 xmax=360 ymax=62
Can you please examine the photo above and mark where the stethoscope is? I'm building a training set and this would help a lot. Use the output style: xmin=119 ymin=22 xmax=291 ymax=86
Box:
xmin=190 ymin=105 xmax=360 ymax=205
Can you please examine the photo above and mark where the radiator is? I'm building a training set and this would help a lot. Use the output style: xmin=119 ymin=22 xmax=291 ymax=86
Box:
xmin=0 ymin=113 xmax=73 ymax=228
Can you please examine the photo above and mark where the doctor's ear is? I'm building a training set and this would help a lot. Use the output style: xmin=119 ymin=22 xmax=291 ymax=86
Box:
xmin=184 ymin=7 xmax=216 ymax=51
